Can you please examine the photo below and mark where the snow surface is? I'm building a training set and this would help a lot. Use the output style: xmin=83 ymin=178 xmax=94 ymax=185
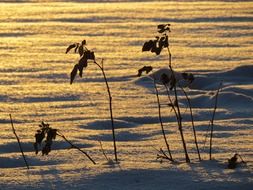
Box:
xmin=0 ymin=1 xmax=253 ymax=189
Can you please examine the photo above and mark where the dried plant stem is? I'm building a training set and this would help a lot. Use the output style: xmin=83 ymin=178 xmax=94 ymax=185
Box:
xmin=94 ymin=59 xmax=117 ymax=162
xmin=9 ymin=114 xmax=29 ymax=170
xmin=180 ymin=86 xmax=201 ymax=161
xmin=167 ymin=48 xmax=190 ymax=163
xmin=99 ymin=140 xmax=109 ymax=162
xmin=154 ymin=82 xmax=173 ymax=161
xmin=209 ymin=82 xmax=222 ymax=160
xmin=164 ymin=84 xmax=179 ymax=123
xmin=57 ymin=132 xmax=96 ymax=165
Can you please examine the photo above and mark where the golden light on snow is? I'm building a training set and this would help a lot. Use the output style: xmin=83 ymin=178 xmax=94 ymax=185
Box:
xmin=0 ymin=1 xmax=252 ymax=189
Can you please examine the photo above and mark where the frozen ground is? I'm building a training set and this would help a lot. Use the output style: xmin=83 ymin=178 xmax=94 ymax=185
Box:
xmin=0 ymin=1 xmax=252 ymax=189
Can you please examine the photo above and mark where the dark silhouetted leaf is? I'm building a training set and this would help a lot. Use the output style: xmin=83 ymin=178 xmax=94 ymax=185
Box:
xmin=47 ymin=129 xmax=57 ymax=140
xmin=83 ymin=50 xmax=95 ymax=60
xmin=70 ymin=64 xmax=79 ymax=84
xmin=159 ymin=36 xmax=165 ymax=48
xmin=42 ymin=143 xmax=51 ymax=156
xmin=152 ymin=46 xmax=162 ymax=55
xmin=78 ymin=56 xmax=88 ymax=77
xmin=158 ymin=24 xmax=166 ymax=30
xmin=142 ymin=40 xmax=155 ymax=52
xmin=35 ymin=130 xmax=45 ymax=145
xmin=163 ymin=35 xmax=169 ymax=47
xmin=158 ymin=24 xmax=171 ymax=33
xmin=78 ymin=45 xmax=84 ymax=57
xmin=66 ymin=44 xmax=76 ymax=54
xmin=137 ymin=66 xmax=153 ymax=77
xmin=74 ymin=43 xmax=80 ymax=53
xmin=82 ymin=40 xmax=86 ymax=45
xmin=228 ymin=154 xmax=238 ymax=169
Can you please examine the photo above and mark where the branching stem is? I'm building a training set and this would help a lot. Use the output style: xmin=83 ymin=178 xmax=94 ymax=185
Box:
xmin=209 ymin=82 xmax=222 ymax=160
xmin=154 ymin=82 xmax=173 ymax=161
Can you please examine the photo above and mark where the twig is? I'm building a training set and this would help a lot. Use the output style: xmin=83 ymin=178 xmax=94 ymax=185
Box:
xmin=209 ymin=82 xmax=222 ymax=160
xmin=94 ymin=59 xmax=118 ymax=162
xmin=9 ymin=114 xmax=29 ymax=170
xmin=180 ymin=86 xmax=201 ymax=161
xmin=98 ymin=140 xmax=109 ymax=162
xmin=56 ymin=131 xmax=96 ymax=165
xmin=237 ymin=153 xmax=246 ymax=164
xmin=153 ymin=81 xmax=173 ymax=161
xmin=151 ymin=146 xmax=174 ymax=162
xmin=158 ymin=148 xmax=174 ymax=162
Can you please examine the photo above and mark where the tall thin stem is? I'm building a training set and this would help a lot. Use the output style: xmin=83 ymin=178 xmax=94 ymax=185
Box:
xmin=180 ymin=86 xmax=201 ymax=161
xmin=9 ymin=114 xmax=29 ymax=170
xmin=154 ymin=82 xmax=173 ymax=161
xmin=209 ymin=82 xmax=222 ymax=160
xmin=94 ymin=59 xmax=117 ymax=162
xmin=167 ymin=48 xmax=190 ymax=163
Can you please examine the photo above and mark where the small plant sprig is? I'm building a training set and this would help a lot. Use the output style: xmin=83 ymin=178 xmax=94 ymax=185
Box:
xmin=34 ymin=121 xmax=57 ymax=156
xmin=66 ymin=40 xmax=95 ymax=84
xmin=33 ymin=121 xmax=96 ymax=164
xmin=66 ymin=40 xmax=118 ymax=162
xmin=142 ymin=24 xmax=191 ymax=163
xmin=227 ymin=153 xmax=246 ymax=169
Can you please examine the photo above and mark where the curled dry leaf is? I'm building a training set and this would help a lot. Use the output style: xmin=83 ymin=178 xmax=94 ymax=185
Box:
xmin=137 ymin=66 xmax=153 ymax=77
xmin=66 ymin=43 xmax=76 ymax=54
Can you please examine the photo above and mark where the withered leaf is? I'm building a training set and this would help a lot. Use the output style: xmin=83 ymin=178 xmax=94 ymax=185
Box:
xmin=47 ymin=128 xmax=57 ymax=140
xmin=158 ymin=24 xmax=166 ymax=30
xmin=82 ymin=40 xmax=86 ymax=45
xmin=78 ymin=56 xmax=88 ymax=77
xmin=158 ymin=24 xmax=171 ymax=33
xmin=78 ymin=45 xmax=84 ymax=57
xmin=83 ymin=50 xmax=95 ymax=60
xmin=66 ymin=43 xmax=76 ymax=54
xmin=35 ymin=131 xmax=45 ymax=145
xmin=137 ymin=66 xmax=153 ymax=77
xmin=42 ymin=143 xmax=51 ymax=156
xmin=142 ymin=40 xmax=155 ymax=52
xmin=70 ymin=64 xmax=79 ymax=84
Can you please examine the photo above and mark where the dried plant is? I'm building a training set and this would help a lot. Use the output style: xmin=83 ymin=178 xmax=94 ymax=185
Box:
xmin=66 ymin=40 xmax=118 ymax=162
xmin=33 ymin=121 xmax=96 ymax=165
xmin=142 ymin=24 xmax=191 ymax=163
xmin=227 ymin=153 xmax=246 ymax=169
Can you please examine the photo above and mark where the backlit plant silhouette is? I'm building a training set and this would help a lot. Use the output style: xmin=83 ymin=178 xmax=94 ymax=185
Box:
xmin=33 ymin=121 xmax=96 ymax=164
xmin=66 ymin=40 xmax=118 ymax=162
xmin=142 ymin=24 xmax=196 ymax=163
